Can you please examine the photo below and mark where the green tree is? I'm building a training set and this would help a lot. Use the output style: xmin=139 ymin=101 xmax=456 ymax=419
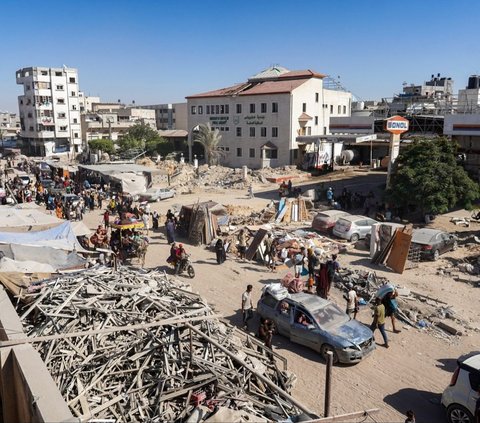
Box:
xmin=386 ymin=137 xmax=479 ymax=214
xmin=118 ymin=123 xmax=169 ymax=155
xmin=88 ymin=138 xmax=115 ymax=154
xmin=194 ymin=122 xmax=224 ymax=166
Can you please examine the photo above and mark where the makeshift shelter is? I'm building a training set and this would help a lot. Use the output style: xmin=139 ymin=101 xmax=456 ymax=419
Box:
xmin=0 ymin=221 xmax=84 ymax=251
xmin=0 ymin=205 xmax=62 ymax=231
xmin=179 ymin=201 xmax=228 ymax=245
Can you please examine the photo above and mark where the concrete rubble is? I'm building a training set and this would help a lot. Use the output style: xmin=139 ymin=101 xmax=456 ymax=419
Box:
xmin=15 ymin=266 xmax=312 ymax=422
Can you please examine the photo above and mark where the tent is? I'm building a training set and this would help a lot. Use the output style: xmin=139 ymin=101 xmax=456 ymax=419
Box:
xmin=0 ymin=205 xmax=62 ymax=230
xmin=0 ymin=221 xmax=84 ymax=251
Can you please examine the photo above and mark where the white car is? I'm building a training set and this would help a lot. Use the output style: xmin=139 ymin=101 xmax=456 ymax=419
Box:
xmin=137 ymin=188 xmax=176 ymax=202
xmin=442 ymin=353 xmax=480 ymax=423
xmin=332 ymin=215 xmax=377 ymax=242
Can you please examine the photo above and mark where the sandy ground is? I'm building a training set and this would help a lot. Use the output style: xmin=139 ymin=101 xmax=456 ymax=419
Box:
xmin=72 ymin=172 xmax=480 ymax=422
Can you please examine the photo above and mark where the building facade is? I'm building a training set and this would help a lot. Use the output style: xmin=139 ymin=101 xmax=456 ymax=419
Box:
xmin=78 ymin=93 xmax=100 ymax=113
xmin=16 ymin=66 xmax=82 ymax=156
xmin=186 ymin=66 xmax=351 ymax=168
xmin=0 ymin=112 xmax=20 ymax=139
xmin=139 ymin=103 xmax=188 ymax=130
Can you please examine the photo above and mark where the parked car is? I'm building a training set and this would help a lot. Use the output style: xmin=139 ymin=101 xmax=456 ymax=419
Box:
xmin=441 ymin=353 xmax=480 ymax=423
xmin=332 ymin=215 xmax=377 ymax=242
xmin=137 ymin=188 xmax=176 ymax=202
xmin=257 ymin=288 xmax=375 ymax=364
xmin=62 ymin=194 xmax=81 ymax=208
xmin=312 ymin=210 xmax=350 ymax=233
xmin=411 ymin=228 xmax=458 ymax=261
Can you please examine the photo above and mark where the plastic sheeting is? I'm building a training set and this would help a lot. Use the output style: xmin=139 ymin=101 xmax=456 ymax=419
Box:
xmin=110 ymin=172 xmax=147 ymax=195
xmin=0 ymin=206 xmax=62 ymax=228
xmin=0 ymin=221 xmax=83 ymax=251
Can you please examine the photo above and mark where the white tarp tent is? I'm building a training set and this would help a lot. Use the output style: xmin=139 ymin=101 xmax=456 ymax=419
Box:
xmin=110 ymin=172 xmax=147 ymax=195
xmin=0 ymin=205 xmax=62 ymax=229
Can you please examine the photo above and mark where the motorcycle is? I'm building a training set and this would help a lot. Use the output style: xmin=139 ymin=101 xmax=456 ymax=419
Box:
xmin=173 ymin=254 xmax=195 ymax=278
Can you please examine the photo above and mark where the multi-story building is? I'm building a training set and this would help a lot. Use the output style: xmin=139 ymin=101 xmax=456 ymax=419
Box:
xmin=78 ymin=93 xmax=100 ymax=113
xmin=0 ymin=112 xmax=20 ymax=139
xmin=16 ymin=66 xmax=82 ymax=156
xmin=186 ymin=66 xmax=351 ymax=168
xmin=140 ymin=103 xmax=188 ymax=130
xmin=81 ymin=105 xmax=156 ymax=146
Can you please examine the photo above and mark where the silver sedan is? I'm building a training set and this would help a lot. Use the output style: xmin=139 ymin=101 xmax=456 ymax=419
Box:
xmin=257 ymin=291 xmax=375 ymax=364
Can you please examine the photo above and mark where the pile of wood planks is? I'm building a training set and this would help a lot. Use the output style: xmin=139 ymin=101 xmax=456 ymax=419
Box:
xmin=275 ymin=198 xmax=309 ymax=224
xmin=14 ymin=266 xmax=308 ymax=422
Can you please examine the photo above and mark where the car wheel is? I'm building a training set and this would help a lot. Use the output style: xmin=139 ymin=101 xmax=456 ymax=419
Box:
xmin=320 ymin=344 xmax=339 ymax=364
xmin=350 ymin=233 xmax=359 ymax=243
xmin=433 ymin=249 xmax=440 ymax=261
xmin=452 ymin=240 xmax=458 ymax=251
xmin=156 ymin=198 xmax=160 ymax=202
xmin=446 ymin=404 xmax=474 ymax=423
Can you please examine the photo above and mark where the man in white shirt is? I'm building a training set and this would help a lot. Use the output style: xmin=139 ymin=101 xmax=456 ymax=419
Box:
xmin=241 ymin=284 xmax=254 ymax=330
xmin=346 ymin=286 xmax=359 ymax=319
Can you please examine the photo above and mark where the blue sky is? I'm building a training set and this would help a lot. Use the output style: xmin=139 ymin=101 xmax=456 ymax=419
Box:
xmin=1 ymin=0 xmax=479 ymax=113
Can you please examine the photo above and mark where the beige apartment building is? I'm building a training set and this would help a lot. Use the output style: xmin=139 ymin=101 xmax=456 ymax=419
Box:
xmin=186 ymin=66 xmax=351 ymax=168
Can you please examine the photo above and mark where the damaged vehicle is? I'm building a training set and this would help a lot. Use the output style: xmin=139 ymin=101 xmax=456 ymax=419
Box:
xmin=411 ymin=228 xmax=458 ymax=261
xmin=257 ymin=287 xmax=375 ymax=364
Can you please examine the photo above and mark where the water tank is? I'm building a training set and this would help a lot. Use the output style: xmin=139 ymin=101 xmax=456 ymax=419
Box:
xmin=467 ymin=75 xmax=480 ymax=89
xmin=340 ymin=150 xmax=355 ymax=163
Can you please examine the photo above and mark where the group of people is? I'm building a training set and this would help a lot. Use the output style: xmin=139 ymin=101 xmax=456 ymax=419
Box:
xmin=167 ymin=242 xmax=188 ymax=274
xmin=278 ymin=179 xmax=302 ymax=198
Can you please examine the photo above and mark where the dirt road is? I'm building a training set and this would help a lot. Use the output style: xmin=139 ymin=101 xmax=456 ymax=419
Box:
xmin=80 ymin=176 xmax=479 ymax=422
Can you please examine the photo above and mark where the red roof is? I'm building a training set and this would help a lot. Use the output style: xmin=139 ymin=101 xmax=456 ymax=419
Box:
xmin=186 ymin=69 xmax=324 ymax=99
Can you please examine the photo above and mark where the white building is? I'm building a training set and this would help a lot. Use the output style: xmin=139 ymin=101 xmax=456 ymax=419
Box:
xmin=16 ymin=66 xmax=82 ymax=157
xmin=139 ymin=103 xmax=188 ymax=130
xmin=0 ymin=112 xmax=20 ymax=139
xmin=186 ymin=66 xmax=351 ymax=168
xmin=78 ymin=92 xmax=101 ymax=113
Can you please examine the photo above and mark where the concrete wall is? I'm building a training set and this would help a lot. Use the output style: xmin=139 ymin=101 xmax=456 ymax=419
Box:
xmin=0 ymin=287 xmax=74 ymax=422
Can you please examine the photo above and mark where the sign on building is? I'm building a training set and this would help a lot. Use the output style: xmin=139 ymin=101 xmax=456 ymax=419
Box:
xmin=385 ymin=115 xmax=409 ymax=134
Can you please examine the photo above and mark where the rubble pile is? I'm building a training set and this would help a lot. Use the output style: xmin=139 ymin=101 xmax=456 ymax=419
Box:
xmin=335 ymin=268 xmax=479 ymax=342
xmin=152 ymin=162 xmax=310 ymax=193
xmin=16 ymin=266 xmax=307 ymax=422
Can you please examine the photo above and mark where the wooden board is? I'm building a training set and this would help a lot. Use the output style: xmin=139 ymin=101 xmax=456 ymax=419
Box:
xmin=245 ymin=228 xmax=268 ymax=260
xmin=275 ymin=199 xmax=287 ymax=223
xmin=386 ymin=231 xmax=412 ymax=274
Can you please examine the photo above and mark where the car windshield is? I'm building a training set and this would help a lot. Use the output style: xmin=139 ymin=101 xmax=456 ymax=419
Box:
xmin=310 ymin=303 xmax=349 ymax=329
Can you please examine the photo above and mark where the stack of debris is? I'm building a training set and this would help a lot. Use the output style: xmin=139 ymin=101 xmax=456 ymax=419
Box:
xmin=16 ymin=266 xmax=311 ymax=422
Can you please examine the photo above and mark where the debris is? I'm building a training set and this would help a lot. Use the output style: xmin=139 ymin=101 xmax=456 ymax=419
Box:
xmin=14 ymin=266 xmax=310 ymax=421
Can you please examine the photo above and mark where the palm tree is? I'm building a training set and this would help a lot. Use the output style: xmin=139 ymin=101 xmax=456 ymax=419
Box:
xmin=193 ymin=122 xmax=223 ymax=166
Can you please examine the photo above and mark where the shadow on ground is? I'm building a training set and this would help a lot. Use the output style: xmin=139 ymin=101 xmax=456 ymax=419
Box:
xmin=384 ymin=388 xmax=444 ymax=422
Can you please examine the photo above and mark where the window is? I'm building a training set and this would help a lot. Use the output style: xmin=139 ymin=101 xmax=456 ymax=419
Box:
xmin=307 ymin=126 xmax=312 ymax=135
xmin=191 ymin=106 xmax=197 ymax=115
xmin=206 ymin=105 xmax=210 ymax=114
xmin=29 ymin=126 xmax=34 ymax=131
xmin=225 ymin=105 xmax=229 ymax=114
xmin=71 ymin=91 xmax=76 ymax=97
xmin=57 ymin=98 xmax=65 ymax=104
xmin=249 ymin=103 xmax=255 ymax=113
xmin=236 ymin=104 xmax=242 ymax=114
xmin=69 ymin=77 xmax=76 ymax=83
xmin=315 ymin=116 xmax=318 ymax=125
xmin=338 ymin=105 xmax=341 ymax=114
xmin=330 ymin=105 xmax=333 ymax=113
xmin=220 ymin=105 xmax=225 ymax=114
xmin=272 ymin=127 xmax=278 ymax=137
xmin=261 ymin=103 xmax=267 ymax=113
xmin=236 ymin=127 xmax=242 ymax=136
xmin=302 ymin=103 xmax=307 ymax=113
xmin=56 ymin=85 xmax=64 ymax=90
xmin=261 ymin=127 xmax=267 ymax=137
xmin=55 ymin=71 xmax=62 ymax=76
xmin=315 ymin=93 xmax=319 ymax=102
xmin=59 ymin=126 xmax=67 ymax=131
xmin=265 ymin=149 xmax=278 ymax=159
xmin=249 ymin=148 xmax=255 ymax=158
xmin=74 ymin=132 xmax=79 ymax=138
xmin=225 ymin=127 xmax=229 ymax=131
xmin=73 ymin=118 xmax=78 ymax=124
xmin=215 ymin=105 xmax=220 ymax=114
xmin=343 ymin=105 xmax=347 ymax=114
xmin=198 ymin=106 xmax=203 ymax=114
xmin=250 ymin=127 xmax=255 ymax=137
xmin=26 ymin=84 xmax=31 ymax=91
xmin=236 ymin=147 xmax=242 ymax=157
xmin=272 ymin=102 xmax=278 ymax=113
xmin=72 ymin=105 xmax=77 ymax=110
xmin=323 ymin=126 xmax=327 ymax=135
xmin=27 ymin=112 xmax=32 ymax=118
xmin=41 ymin=70 xmax=48 ymax=76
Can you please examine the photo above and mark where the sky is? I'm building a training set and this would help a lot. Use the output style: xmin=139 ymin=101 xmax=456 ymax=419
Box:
xmin=1 ymin=0 xmax=479 ymax=113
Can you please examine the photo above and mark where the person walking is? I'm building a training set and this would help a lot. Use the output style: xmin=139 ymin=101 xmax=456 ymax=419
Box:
xmin=142 ymin=211 xmax=149 ymax=236
xmin=268 ymin=239 xmax=278 ymax=272
xmin=237 ymin=229 xmax=247 ymax=261
xmin=294 ymin=247 xmax=306 ymax=278
xmin=370 ymin=297 xmax=389 ymax=348
xmin=258 ymin=317 xmax=274 ymax=351
xmin=346 ymin=286 xmax=359 ymax=319
xmin=325 ymin=254 xmax=339 ymax=298
xmin=241 ymin=285 xmax=254 ymax=331
xmin=152 ymin=210 xmax=159 ymax=231
xmin=248 ymin=184 xmax=254 ymax=199
xmin=215 ymin=238 xmax=226 ymax=264
xmin=383 ymin=290 xmax=401 ymax=333
xmin=166 ymin=218 xmax=176 ymax=244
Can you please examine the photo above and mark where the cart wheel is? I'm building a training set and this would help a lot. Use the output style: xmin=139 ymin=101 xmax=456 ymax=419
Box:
xmin=187 ymin=265 xmax=195 ymax=278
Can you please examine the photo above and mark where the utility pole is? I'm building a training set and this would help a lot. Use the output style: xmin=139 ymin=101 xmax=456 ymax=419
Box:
xmin=324 ymin=351 xmax=333 ymax=417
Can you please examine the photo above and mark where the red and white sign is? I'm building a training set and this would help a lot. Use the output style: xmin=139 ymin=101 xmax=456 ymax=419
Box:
xmin=385 ymin=115 xmax=409 ymax=135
